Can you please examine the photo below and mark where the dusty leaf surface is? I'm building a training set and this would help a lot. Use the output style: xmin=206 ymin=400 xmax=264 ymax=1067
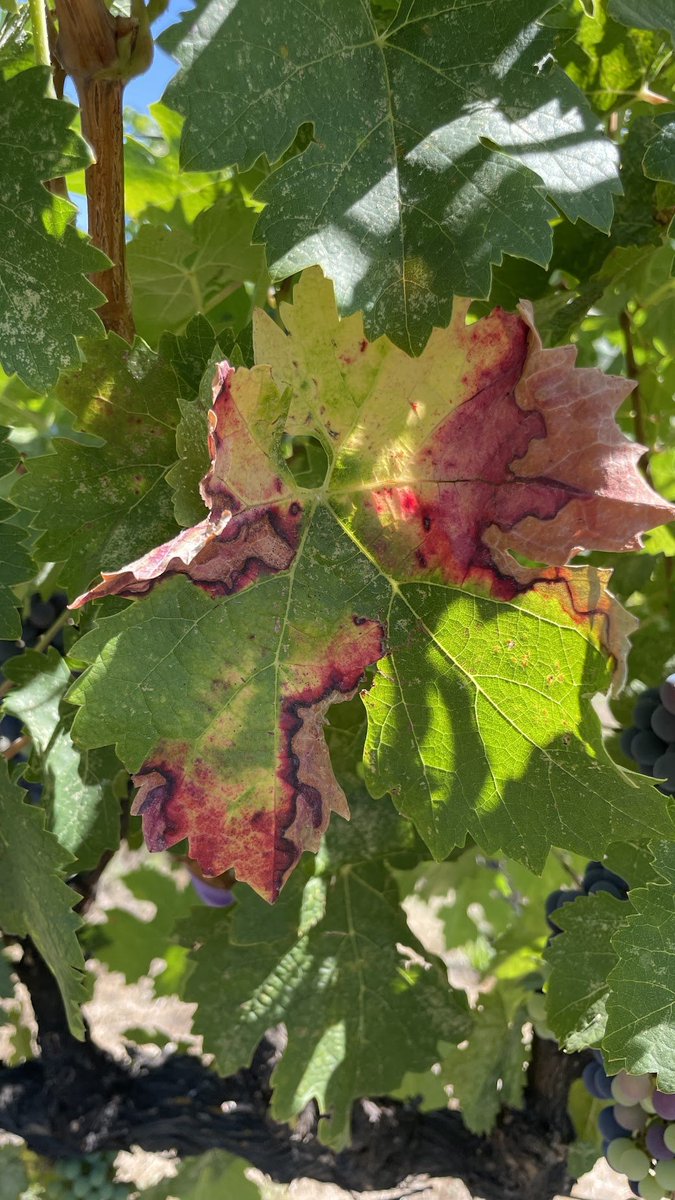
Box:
xmin=0 ymin=68 xmax=106 ymax=390
xmin=159 ymin=0 xmax=620 ymax=351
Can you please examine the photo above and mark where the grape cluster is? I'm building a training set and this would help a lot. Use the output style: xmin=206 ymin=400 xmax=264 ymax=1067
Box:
xmin=546 ymin=860 xmax=630 ymax=935
xmin=621 ymin=676 xmax=675 ymax=795
xmin=583 ymin=1053 xmax=675 ymax=1198
xmin=46 ymin=1153 xmax=130 ymax=1199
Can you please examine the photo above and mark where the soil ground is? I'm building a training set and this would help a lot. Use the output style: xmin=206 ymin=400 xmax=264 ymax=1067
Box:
xmin=1 ymin=848 xmax=631 ymax=1199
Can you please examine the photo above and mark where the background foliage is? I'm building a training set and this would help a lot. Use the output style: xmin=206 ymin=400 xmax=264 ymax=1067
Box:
xmin=0 ymin=0 xmax=673 ymax=1195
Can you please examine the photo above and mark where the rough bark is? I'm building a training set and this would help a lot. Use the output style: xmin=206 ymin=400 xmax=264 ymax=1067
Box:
xmin=53 ymin=0 xmax=141 ymax=340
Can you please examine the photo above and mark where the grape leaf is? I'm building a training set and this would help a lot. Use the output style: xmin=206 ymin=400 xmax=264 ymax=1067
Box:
xmin=544 ymin=891 xmax=630 ymax=1051
xmin=0 ymin=1147 xmax=28 ymax=1200
xmin=138 ymin=1150 xmax=260 ymax=1200
xmin=603 ymin=858 xmax=675 ymax=1087
xmin=124 ymin=104 xmax=233 ymax=223
xmin=0 ymin=67 xmax=106 ymax=390
xmin=68 ymin=269 xmax=674 ymax=902
xmin=0 ymin=758 xmax=86 ymax=1038
xmin=127 ymin=196 xmax=268 ymax=346
xmin=0 ymin=430 xmax=33 ymax=638
xmin=560 ymin=2 xmax=664 ymax=113
xmin=644 ymin=117 xmax=675 ymax=184
xmin=3 ymin=649 xmax=120 ymax=870
xmin=82 ymin=865 xmax=195 ymax=982
xmin=11 ymin=335 xmax=183 ymax=595
xmin=159 ymin=0 xmax=620 ymax=352
xmin=180 ymin=863 xmax=469 ymax=1147
xmin=609 ymin=0 xmax=675 ymax=41
xmin=167 ymin=325 xmax=253 ymax=528
xmin=440 ymin=988 xmax=529 ymax=1134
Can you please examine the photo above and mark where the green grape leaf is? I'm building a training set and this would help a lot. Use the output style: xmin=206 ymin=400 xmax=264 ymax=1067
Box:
xmin=11 ymin=335 xmax=182 ymax=595
xmin=0 ymin=758 xmax=86 ymax=1038
xmin=181 ymin=863 xmax=469 ymax=1147
xmin=3 ymin=649 xmax=120 ymax=870
xmin=440 ymin=988 xmax=529 ymax=1134
xmin=544 ymin=892 xmax=630 ymax=1051
xmin=609 ymin=0 xmax=675 ymax=40
xmin=68 ymin=270 xmax=674 ymax=902
xmin=138 ymin=1150 xmax=260 ymax=1200
xmin=83 ymin=864 xmax=195 ymax=982
xmin=128 ymin=196 xmax=268 ymax=346
xmin=0 ymin=1147 xmax=29 ymax=1200
xmin=644 ymin=117 xmax=675 ymax=184
xmin=0 ymin=67 xmax=106 ymax=390
xmin=124 ymin=104 xmax=233 ymax=223
xmin=0 ymin=430 xmax=33 ymax=637
xmin=167 ymin=325 xmax=252 ymax=528
xmin=560 ymin=2 xmax=664 ymax=113
xmin=159 ymin=1 xmax=620 ymax=352
xmin=603 ymin=858 xmax=675 ymax=1087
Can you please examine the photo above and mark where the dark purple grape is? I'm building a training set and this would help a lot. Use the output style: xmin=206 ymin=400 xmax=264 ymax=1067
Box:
xmin=583 ymin=1060 xmax=614 ymax=1100
xmin=19 ymin=780 xmax=42 ymax=804
xmin=645 ymin=1120 xmax=675 ymax=1160
xmin=654 ymin=752 xmax=675 ymax=796
xmin=582 ymin=1061 xmax=604 ymax=1098
xmin=598 ymin=1105 xmax=627 ymax=1142
xmin=634 ymin=689 xmax=661 ymax=730
xmin=588 ymin=880 xmax=626 ymax=900
xmin=545 ymin=888 xmax=583 ymax=931
xmin=660 ymin=674 xmax=675 ymax=716
xmin=190 ymin=876 xmax=234 ymax=908
xmin=0 ymin=714 xmax=22 ymax=743
xmin=29 ymin=597 xmax=56 ymax=631
xmin=604 ymin=868 xmax=629 ymax=892
xmin=621 ymin=727 xmax=639 ymax=758
xmin=631 ymin=730 xmax=667 ymax=766
xmin=652 ymin=705 xmax=675 ymax=744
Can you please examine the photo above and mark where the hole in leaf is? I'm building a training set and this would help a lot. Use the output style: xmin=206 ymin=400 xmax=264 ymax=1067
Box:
xmin=283 ymin=434 xmax=330 ymax=490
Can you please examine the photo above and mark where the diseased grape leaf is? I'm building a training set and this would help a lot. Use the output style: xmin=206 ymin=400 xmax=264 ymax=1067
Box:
xmin=544 ymin=891 xmax=630 ymax=1051
xmin=68 ymin=269 xmax=675 ymax=902
xmin=0 ymin=759 xmax=86 ymax=1038
xmin=440 ymin=988 xmax=529 ymax=1134
xmin=127 ymin=196 xmax=268 ymax=346
xmin=11 ymin=335 xmax=183 ymax=595
xmin=0 ymin=67 xmax=106 ymax=390
xmin=179 ymin=862 xmax=469 ymax=1147
xmin=159 ymin=0 xmax=620 ymax=352
xmin=603 ymin=856 xmax=675 ymax=1087
xmin=3 ymin=649 xmax=120 ymax=870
